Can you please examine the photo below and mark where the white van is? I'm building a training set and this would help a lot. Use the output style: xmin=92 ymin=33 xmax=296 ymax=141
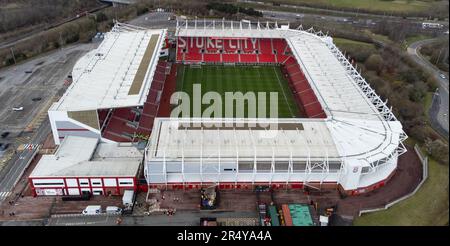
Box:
xmin=106 ymin=206 xmax=122 ymax=214
xmin=82 ymin=205 xmax=102 ymax=215
xmin=122 ymin=190 xmax=135 ymax=207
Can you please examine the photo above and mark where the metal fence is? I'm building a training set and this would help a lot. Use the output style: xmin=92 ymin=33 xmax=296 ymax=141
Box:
xmin=358 ymin=144 xmax=428 ymax=216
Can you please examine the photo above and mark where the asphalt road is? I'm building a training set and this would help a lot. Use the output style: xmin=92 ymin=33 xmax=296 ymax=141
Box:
xmin=0 ymin=5 xmax=109 ymax=50
xmin=407 ymin=38 xmax=449 ymax=137
xmin=258 ymin=9 xmax=449 ymax=34
xmin=127 ymin=11 xmax=176 ymax=28
xmin=0 ymin=43 xmax=97 ymax=202
xmin=47 ymin=211 xmax=258 ymax=226
xmin=0 ymin=120 xmax=51 ymax=202
xmin=0 ymin=43 xmax=96 ymax=132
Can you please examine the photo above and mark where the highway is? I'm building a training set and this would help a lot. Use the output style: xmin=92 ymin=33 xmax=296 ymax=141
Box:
xmin=239 ymin=0 xmax=449 ymax=23
xmin=0 ymin=4 xmax=110 ymax=50
xmin=407 ymin=38 xmax=449 ymax=138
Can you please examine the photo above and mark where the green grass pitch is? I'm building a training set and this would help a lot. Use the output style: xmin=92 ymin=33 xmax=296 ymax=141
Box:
xmin=174 ymin=64 xmax=300 ymax=118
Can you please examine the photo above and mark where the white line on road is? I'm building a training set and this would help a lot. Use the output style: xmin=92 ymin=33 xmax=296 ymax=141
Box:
xmin=0 ymin=191 xmax=11 ymax=201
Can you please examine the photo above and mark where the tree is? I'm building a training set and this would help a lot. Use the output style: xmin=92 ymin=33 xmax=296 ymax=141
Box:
xmin=365 ymin=54 xmax=383 ymax=73
xmin=426 ymin=139 xmax=449 ymax=165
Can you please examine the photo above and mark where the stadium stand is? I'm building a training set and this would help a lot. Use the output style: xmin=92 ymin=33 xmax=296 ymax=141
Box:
xmin=259 ymin=39 xmax=273 ymax=54
xmin=204 ymin=53 xmax=222 ymax=63
xmin=101 ymin=61 xmax=170 ymax=142
xmin=240 ymin=54 xmax=258 ymax=63
xmin=258 ymin=53 xmax=276 ymax=63
xmin=281 ymin=57 xmax=326 ymax=118
xmin=178 ymin=37 xmax=285 ymax=64
xmin=222 ymin=53 xmax=239 ymax=63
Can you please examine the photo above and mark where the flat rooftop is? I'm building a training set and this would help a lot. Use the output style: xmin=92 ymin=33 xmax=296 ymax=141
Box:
xmin=52 ymin=24 xmax=166 ymax=111
xmin=289 ymin=204 xmax=314 ymax=226
xmin=147 ymin=118 xmax=340 ymax=160
xmin=30 ymin=136 xmax=143 ymax=178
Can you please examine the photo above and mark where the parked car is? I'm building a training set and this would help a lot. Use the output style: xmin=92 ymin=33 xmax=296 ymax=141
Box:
xmin=82 ymin=205 xmax=102 ymax=215
xmin=0 ymin=143 xmax=10 ymax=151
xmin=12 ymin=107 xmax=23 ymax=111
xmin=1 ymin=132 xmax=10 ymax=138
xmin=106 ymin=206 xmax=122 ymax=214
xmin=439 ymin=74 xmax=446 ymax=79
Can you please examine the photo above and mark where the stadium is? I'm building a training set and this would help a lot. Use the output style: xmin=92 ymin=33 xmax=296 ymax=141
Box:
xmin=46 ymin=19 xmax=407 ymax=195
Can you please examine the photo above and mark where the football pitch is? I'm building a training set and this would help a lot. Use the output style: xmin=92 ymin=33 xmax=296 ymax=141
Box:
xmin=175 ymin=64 xmax=300 ymax=118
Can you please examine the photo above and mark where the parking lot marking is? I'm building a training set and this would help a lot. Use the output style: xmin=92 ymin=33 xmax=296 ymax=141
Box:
xmin=22 ymin=144 xmax=39 ymax=150
xmin=0 ymin=191 xmax=11 ymax=201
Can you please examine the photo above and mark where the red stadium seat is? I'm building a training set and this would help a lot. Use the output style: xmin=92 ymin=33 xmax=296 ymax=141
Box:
xmin=240 ymin=54 xmax=258 ymax=63
xmin=242 ymin=38 xmax=258 ymax=53
xmin=259 ymin=39 xmax=273 ymax=54
xmin=258 ymin=54 xmax=276 ymax=63
xmin=204 ymin=53 xmax=221 ymax=63
xmin=102 ymin=61 xmax=170 ymax=142
xmin=222 ymin=53 xmax=239 ymax=63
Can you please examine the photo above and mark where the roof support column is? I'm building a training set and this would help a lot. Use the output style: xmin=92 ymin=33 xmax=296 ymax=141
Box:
xmin=200 ymin=127 xmax=203 ymax=186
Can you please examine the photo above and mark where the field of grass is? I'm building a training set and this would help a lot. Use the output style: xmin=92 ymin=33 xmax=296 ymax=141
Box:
xmin=423 ymin=92 xmax=434 ymax=118
xmin=268 ymin=0 xmax=432 ymax=14
xmin=353 ymin=157 xmax=449 ymax=226
xmin=333 ymin=38 xmax=376 ymax=50
xmin=175 ymin=64 xmax=300 ymax=118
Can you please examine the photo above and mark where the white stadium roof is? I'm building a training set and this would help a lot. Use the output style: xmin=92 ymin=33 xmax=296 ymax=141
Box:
xmin=52 ymin=23 xmax=166 ymax=111
xmin=148 ymin=118 xmax=340 ymax=161
xmin=30 ymin=136 xmax=142 ymax=178
xmin=145 ymin=21 xmax=407 ymax=168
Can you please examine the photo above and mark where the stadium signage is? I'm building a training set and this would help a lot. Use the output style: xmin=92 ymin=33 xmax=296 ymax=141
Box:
xmin=178 ymin=37 xmax=258 ymax=50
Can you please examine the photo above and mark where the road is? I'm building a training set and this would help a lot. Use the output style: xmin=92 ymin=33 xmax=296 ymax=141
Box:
xmin=47 ymin=211 xmax=258 ymax=226
xmin=127 ymin=11 xmax=176 ymax=28
xmin=0 ymin=43 xmax=97 ymax=202
xmin=0 ymin=120 xmax=51 ymax=202
xmin=239 ymin=0 xmax=450 ymax=24
xmin=407 ymin=38 xmax=449 ymax=138
xmin=0 ymin=43 xmax=96 ymax=132
xmin=0 ymin=4 xmax=109 ymax=50
xmin=258 ymin=9 xmax=449 ymax=34
xmin=261 ymin=9 xmax=367 ymax=23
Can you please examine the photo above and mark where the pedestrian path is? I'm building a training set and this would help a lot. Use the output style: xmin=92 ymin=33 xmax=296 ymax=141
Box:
xmin=0 ymin=191 xmax=11 ymax=201
xmin=19 ymin=144 xmax=40 ymax=151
